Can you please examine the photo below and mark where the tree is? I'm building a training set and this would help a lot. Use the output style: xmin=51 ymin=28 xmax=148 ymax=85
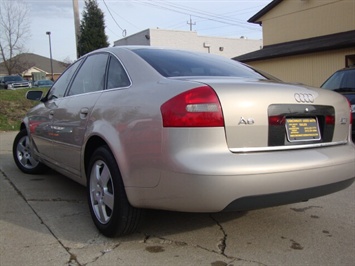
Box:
xmin=0 ymin=0 xmax=31 ymax=74
xmin=77 ymin=0 xmax=109 ymax=57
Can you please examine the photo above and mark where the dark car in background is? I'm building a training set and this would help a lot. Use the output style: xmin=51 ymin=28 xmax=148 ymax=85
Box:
xmin=321 ymin=67 xmax=355 ymax=138
xmin=33 ymin=79 xmax=54 ymax=88
xmin=0 ymin=75 xmax=32 ymax=89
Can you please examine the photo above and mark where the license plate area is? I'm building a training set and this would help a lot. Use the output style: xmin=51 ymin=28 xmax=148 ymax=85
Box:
xmin=285 ymin=117 xmax=321 ymax=142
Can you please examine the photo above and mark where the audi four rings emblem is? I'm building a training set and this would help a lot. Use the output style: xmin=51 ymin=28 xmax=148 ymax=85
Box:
xmin=294 ymin=93 xmax=314 ymax=103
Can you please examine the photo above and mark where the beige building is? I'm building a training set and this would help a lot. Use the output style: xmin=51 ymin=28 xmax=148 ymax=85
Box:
xmin=114 ymin=28 xmax=263 ymax=59
xmin=234 ymin=0 xmax=355 ymax=87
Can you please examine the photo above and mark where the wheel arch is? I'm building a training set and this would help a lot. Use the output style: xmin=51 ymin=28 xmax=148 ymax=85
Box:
xmin=83 ymin=133 xmax=129 ymax=183
xmin=20 ymin=122 xmax=26 ymax=131
xmin=84 ymin=135 xmax=107 ymax=179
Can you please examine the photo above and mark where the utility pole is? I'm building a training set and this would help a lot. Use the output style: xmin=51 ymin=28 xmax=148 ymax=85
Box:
xmin=187 ymin=16 xmax=196 ymax=31
xmin=73 ymin=0 xmax=80 ymax=58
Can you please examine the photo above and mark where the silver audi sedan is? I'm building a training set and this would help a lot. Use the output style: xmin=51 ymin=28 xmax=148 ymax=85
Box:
xmin=13 ymin=46 xmax=355 ymax=237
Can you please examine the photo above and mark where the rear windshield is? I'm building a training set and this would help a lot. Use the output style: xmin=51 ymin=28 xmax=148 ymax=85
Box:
xmin=132 ymin=48 xmax=269 ymax=79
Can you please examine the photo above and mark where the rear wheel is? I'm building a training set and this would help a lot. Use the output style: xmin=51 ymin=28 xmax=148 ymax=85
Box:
xmin=87 ymin=146 xmax=142 ymax=237
xmin=13 ymin=129 xmax=47 ymax=174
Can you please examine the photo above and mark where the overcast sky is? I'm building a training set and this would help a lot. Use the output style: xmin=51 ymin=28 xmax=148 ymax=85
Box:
xmin=23 ymin=0 xmax=271 ymax=62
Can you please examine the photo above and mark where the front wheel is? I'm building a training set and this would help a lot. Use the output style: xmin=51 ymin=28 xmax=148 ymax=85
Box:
xmin=87 ymin=146 xmax=142 ymax=237
xmin=13 ymin=129 xmax=47 ymax=174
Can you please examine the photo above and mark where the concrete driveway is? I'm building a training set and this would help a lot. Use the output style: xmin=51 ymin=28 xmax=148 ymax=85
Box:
xmin=1 ymin=131 xmax=354 ymax=266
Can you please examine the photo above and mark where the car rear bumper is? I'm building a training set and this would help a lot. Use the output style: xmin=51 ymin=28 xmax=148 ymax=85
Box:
xmin=126 ymin=142 xmax=355 ymax=212
xmin=223 ymin=177 xmax=354 ymax=211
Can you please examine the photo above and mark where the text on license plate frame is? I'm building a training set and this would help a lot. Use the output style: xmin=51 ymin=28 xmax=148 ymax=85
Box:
xmin=285 ymin=117 xmax=321 ymax=142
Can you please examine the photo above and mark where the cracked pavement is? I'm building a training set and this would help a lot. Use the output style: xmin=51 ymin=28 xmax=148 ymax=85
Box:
xmin=1 ymin=131 xmax=354 ymax=266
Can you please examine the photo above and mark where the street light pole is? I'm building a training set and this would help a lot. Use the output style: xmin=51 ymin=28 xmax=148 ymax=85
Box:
xmin=46 ymin=31 xmax=54 ymax=81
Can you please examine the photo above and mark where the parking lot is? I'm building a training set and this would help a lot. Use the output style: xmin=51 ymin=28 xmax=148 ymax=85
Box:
xmin=1 ymin=130 xmax=354 ymax=266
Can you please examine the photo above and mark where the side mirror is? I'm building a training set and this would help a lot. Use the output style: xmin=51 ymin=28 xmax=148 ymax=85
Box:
xmin=26 ymin=90 xmax=44 ymax=101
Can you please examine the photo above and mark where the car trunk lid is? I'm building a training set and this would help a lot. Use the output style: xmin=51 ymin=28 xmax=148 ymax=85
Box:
xmin=185 ymin=77 xmax=351 ymax=151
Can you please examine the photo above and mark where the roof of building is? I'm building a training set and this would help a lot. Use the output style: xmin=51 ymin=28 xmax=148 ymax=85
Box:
xmin=0 ymin=53 xmax=68 ymax=75
xmin=233 ymin=30 xmax=355 ymax=62
xmin=248 ymin=0 xmax=283 ymax=24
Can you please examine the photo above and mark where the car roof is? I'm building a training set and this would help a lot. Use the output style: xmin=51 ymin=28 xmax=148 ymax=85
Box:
xmin=84 ymin=45 xmax=219 ymax=57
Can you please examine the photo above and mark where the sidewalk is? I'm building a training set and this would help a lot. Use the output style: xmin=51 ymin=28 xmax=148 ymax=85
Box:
xmin=0 ymin=131 xmax=71 ymax=266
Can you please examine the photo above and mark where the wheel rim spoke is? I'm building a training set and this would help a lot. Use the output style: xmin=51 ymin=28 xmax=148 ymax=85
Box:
xmin=98 ymin=200 xmax=108 ymax=222
xmin=100 ymin=164 xmax=110 ymax=186
xmin=19 ymin=155 xmax=27 ymax=165
xmin=103 ymin=191 xmax=114 ymax=210
xmin=17 ymin=142 xmax=26 ymax=153
xmin=28 ymin=156 xmax=38 ymax=167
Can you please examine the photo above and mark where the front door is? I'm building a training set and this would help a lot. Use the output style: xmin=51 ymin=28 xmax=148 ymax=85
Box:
xmin=30 ymin=59 xmax=82 ymax=162
xmin=50 ymin=53 xmax=109 ymax=176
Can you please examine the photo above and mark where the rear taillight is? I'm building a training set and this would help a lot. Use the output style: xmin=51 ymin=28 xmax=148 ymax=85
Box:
xmin=161 ymin=86 xmax=224 ymax=127
xmin=268 ymin=115 xmax=286 ymax=126
xmin=325 ymin=115 xmax=335 ymax=125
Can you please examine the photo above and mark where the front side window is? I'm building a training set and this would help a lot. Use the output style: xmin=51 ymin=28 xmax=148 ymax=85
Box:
xmin=47 ymin=59 xmax=82 ymax=100
xmin=68 ymin=53 xmax=108 ymax=96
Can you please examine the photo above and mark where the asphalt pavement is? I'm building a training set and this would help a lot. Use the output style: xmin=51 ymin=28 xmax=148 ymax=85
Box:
xmin=0 ymin=131 xmax=354 ymax=266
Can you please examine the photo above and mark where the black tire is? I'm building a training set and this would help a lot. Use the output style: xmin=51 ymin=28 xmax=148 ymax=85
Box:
xmin=13 ymin=129 xmax=47 ymax=174
xmin=87 ymin=146 xmax=142 ymax=237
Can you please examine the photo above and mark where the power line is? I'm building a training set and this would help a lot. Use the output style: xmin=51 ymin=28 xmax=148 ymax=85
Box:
xmin=103 ymin=0 xmax=265 ymax=38
xmin=135 ymin=1 xmax=261 ymax=31
xmin=101 ymin=0 xmax=127 ymax=37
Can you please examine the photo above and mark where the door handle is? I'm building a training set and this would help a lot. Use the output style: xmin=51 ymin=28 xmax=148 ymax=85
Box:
xmin=80 ymin=108 xmax=89 ymax=119
xmin=49 ymin=110 xmax=54 ymax=119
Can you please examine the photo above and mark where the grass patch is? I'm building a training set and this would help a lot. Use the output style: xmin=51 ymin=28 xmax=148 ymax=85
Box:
xmin=0 ymin=88 xmax=48 ymax=131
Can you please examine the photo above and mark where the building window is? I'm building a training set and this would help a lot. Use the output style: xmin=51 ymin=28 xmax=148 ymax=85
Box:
xmin=345 ymin=54 xmax=355 ymax=67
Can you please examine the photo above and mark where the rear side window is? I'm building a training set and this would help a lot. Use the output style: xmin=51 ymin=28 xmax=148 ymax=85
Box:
xmin=132 ymin=48 xmax=268 ymax=79
xmin=107 ymin=56 xmax=130 ymax=89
